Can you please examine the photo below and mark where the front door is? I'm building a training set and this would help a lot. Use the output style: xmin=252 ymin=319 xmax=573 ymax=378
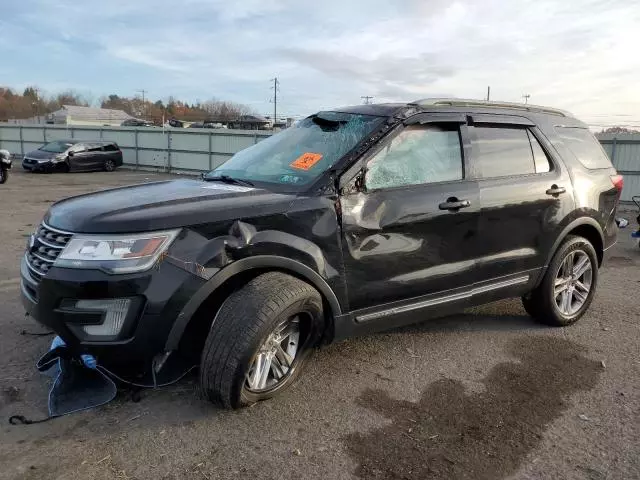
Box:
xmin=339 ymin=117 xmax=482 ymax=320
xmin=468 ymin=116 xmax=576 ymax=283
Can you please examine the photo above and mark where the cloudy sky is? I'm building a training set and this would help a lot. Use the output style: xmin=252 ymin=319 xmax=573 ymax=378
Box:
xmin=1 ymin=0 xmax=639 ymax=126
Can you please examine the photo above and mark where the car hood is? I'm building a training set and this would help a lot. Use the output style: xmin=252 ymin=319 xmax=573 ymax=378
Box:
xmin=25 ymin=149 xmax=57 ymax=160
xmin=44 ymin=179 xmax=298 ymax=233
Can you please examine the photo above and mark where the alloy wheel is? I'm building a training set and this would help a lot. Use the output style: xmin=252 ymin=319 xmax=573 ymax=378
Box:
xmin=245 ymin=316 xmax=302 ymax=392
xmin=554 ymin=250 xmax=593 ymax=315
xmin=105 ymin=160 xmax=115 ymax=171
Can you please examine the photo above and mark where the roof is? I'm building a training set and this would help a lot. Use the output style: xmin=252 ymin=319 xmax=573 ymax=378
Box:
xmin=327 ymin=98 xmax=583 ymax=125
xmin=332 ymin=103 xmax=407 ymax=116
xmin=47 ymin=139 xmax=115 ymax=145
xmin=53 ymin=105 xmax=133 ymax=122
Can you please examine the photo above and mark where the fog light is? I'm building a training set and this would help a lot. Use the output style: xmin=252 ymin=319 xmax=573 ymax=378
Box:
xmin=75 ymin=299 xmax=131 ymax=337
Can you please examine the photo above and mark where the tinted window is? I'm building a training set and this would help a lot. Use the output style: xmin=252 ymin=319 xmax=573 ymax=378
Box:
xmin=103 ymin=144 xmax=119 ymax=152
xmin=365 ymin=124 xmax=463 ymax=189
xmin=527 ymin=131 xmax=551 ymax=173
xmin=556 ymin=127 xmax=613 ymax=169
xmin=87 ymin=144 xmax=103 ymax=152
xmin=473 ymin=127 xmax=534 ymax=178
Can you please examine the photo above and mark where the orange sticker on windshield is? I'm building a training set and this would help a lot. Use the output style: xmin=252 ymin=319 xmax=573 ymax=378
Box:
xmin=290 ymin=152 xmax=323 ymax=171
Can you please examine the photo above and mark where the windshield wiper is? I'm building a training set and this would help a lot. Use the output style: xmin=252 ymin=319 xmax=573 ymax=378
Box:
xmin=203 ymin=174 xmax=255 ymax=187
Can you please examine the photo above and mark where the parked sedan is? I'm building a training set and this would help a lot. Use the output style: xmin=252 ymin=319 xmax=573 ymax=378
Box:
xmin=22 ymin=140 xmax=123 ymax=173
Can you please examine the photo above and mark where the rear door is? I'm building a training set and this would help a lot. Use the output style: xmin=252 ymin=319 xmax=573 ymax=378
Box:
xmin=469 ymin=115 xmax=575 ymax=283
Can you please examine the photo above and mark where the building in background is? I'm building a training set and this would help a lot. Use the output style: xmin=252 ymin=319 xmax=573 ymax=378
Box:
xmin=49 ymin=105 xmax=133 ymax=126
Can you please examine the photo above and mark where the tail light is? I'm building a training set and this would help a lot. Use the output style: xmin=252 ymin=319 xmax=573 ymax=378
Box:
xmin=610 ymin=174 xmax=624 ymax=192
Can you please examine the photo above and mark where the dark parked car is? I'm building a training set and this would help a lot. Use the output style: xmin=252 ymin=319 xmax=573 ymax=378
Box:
xmin=21 ymin=99 xmax=623 ymax=409
xmin=121 ymin=118 xmax=155 ymax=127
xmin=22 ymin=140 xmax=123 ymax=173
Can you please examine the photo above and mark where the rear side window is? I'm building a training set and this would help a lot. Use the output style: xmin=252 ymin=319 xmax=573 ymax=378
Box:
xmin=556 ymin=127 xmax=613 ymax=169
xmin=527 ymin=131 xmax=552 ymax=173
xmin=473 ymin=126 xmax=535 ymax=178
xmin=103 ymin=144 xmax=119 ymax=152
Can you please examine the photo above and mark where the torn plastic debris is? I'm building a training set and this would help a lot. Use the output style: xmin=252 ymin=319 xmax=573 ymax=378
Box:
xmin=615 ymin=217 xmax=629 ymax=228
xmin=9 ymin=336 xmax=197 ymax=425
xmin=35 ymin=336 xmax=117 ymax=419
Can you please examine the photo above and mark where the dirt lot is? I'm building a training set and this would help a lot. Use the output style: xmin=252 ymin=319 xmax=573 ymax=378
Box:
xmin=0 ymin=169 xmax=638 ymax=480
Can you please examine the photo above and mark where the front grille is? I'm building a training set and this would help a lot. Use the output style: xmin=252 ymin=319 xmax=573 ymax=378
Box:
xmin=25 ymin=223 xmax=73 ymax=284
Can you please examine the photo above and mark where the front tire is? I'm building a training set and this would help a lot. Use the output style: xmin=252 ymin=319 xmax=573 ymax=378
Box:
xmin=199 ymin=272 xmax=324 ymax=409
xmin=522 ymin=235 xmax=598 ymax=326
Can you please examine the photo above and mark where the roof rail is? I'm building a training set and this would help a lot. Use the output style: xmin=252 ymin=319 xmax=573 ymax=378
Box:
xmin=409 ymin=98 xmax=572 ymax=117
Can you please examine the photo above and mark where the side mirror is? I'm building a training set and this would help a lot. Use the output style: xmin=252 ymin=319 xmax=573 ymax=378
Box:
xmin=67 ymin=151 xmax=74 ymax=157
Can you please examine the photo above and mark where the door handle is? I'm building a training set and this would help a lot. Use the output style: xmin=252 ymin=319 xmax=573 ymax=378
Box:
xmin=439 ymin=198 xmax=471 ymax=211
xmin=546 ymin=185 xmax=566 ymax=196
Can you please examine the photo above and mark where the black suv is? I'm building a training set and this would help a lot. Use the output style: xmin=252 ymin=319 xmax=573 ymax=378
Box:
xmin=20 ymin=99 xmax=623 ymax=408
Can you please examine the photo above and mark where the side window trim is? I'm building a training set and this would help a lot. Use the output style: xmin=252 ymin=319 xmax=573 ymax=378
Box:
xmin=527 ymin=126 xmax=564 ymax=175
xmin=526 ymin=129 xmax=553 ymax=174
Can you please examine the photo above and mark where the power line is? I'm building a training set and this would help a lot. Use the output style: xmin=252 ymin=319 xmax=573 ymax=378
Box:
xmin=361 ymin=96 xmax=374 ymax=105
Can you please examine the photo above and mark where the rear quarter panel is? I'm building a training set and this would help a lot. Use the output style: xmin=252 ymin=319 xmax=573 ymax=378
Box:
xmin=538 ymin=116 xmax=619 ymax=250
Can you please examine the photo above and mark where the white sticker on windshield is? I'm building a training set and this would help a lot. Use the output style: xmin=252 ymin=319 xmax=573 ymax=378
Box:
xmin=202 ymin=184 xmax=255 ymax=193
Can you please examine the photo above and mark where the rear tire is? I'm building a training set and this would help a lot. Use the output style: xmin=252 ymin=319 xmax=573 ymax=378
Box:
xmin=522 ymin=235 xmax=598 ymax=327
xmin=104 ymin=159 xmax=116 ymax=172
xmin=199 ymin=272 xmax=324 ymax=409
xmin=0 ymin=168 xmax=7 ymax=184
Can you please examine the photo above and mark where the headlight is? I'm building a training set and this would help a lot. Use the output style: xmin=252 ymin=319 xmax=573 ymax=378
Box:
xmin=55 ymin=229 xmax=180 ymax=273
xmin=54 ymin=154 xmax=66 ymax=161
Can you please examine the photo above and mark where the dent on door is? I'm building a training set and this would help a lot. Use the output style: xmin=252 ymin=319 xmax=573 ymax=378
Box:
xmin=339 ymin=181 xmax=481 ymax=311
xmin=341 ymin=192 xmax=424 ymax=260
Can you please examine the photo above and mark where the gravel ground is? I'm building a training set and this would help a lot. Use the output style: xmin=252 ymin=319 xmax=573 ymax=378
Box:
xmin=0 ymin=169 xmax=638 ymax=480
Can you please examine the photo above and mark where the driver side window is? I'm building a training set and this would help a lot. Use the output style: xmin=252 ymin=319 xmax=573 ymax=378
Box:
xmin=365 ymin=124 xmax=463 ymax=190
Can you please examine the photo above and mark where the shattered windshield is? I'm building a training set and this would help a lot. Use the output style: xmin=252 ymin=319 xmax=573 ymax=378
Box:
xmin=204 ymin=112 xmax=384 ymax=190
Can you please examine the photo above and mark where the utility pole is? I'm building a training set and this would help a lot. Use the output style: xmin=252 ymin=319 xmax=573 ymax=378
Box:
xmin=136 ymin=89 xmax=148 ymax=118
xmin=271 ymin=78 xmax=280 ymax=130
xmin=32 ymin=88 xmax=40 ymax=123
xmin=361 ymin=96 xmax=374 ymax=105
xmin=522 ymin=94 xmax=530 ymax=104
xmin=486 ymin=86 xmax=490 ymax=101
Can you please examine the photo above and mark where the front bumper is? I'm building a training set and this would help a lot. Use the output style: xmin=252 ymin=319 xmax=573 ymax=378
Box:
xmin=22 ymin=158 xmax=53 ymax=171
xmin=21 ymin=254 xmax=206 ymax=368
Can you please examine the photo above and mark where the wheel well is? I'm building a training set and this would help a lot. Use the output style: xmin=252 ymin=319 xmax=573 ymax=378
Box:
xmin=176 ymin=268 xmax=335 ymax=362
xmin=568 ymin=224 xmax=603 ymax=266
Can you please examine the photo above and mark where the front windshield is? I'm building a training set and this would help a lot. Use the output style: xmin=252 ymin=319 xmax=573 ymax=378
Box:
xmin=40 ymin=140 xmax=74 ymax=153
xmin=204 ymin=112 xmax=384 ymax=189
